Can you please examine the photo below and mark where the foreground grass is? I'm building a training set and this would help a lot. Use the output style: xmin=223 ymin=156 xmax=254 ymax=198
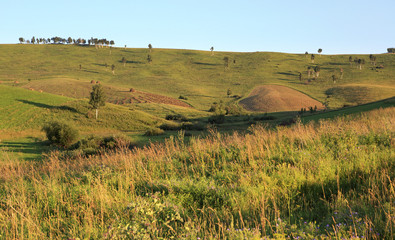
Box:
xmin=0 ymin=107 xmax=393 ymax=239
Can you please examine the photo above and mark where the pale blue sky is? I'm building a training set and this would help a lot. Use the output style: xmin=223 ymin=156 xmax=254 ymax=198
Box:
xmin=1 ymin=0 xmax=394 ymax=54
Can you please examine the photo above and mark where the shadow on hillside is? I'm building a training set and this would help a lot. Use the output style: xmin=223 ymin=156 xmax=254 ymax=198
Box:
xmin=277 ymin=71 xmax=297 ymax=76
xmin=17 ymin=100 xmax=79 ymax=113
xmin=0 ymin=139 xmax=49 ymax=161
xmin=193 ymin=62 xmax=220 ymax=66
xmin=117 ymin=60 xmax=144 ymax=64
xmin=83 ymin=70 xmax=99 ymax=74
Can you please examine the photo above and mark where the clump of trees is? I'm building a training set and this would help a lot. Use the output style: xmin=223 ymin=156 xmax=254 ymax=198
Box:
xmin=18 ymin=36 xmax=115 ymax=47
xmin=387 ymin=48 xmax=395 ymax=53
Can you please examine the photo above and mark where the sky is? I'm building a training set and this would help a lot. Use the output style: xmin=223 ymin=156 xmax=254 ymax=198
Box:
xmin=1 ymin=0 xmax=395 ymax=54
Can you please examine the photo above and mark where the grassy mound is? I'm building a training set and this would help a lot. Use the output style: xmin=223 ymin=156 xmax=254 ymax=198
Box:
xmin=239 ymin=84 xmax=325 ymax=112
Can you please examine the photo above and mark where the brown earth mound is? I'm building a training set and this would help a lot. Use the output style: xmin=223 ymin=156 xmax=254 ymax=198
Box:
xmin=22 ymin=78 xmax=191 ymax=108
xmin=239 ymin=85 xmax=324 ymax=112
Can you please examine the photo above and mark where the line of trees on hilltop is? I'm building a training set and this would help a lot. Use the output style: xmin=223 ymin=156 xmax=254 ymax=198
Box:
xmin=18 ymin=36 xmax=115 ymax=47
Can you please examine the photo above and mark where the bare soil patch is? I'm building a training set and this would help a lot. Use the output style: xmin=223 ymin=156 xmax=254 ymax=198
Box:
xmin=239 ymin=85 xmax=324 ymax=112
xmin=22 ymin=78 xmax=191 ymax=108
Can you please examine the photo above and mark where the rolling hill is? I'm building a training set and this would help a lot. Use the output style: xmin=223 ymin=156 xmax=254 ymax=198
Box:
xmin=0 ymin=44 xmax=394 ymax=114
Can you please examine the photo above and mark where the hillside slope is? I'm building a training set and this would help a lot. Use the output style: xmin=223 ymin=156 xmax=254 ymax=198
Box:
xmin=0 ymin=44 xmax=394 ymax=111
xmin=0 ymin=85 xmax=163 ymax=131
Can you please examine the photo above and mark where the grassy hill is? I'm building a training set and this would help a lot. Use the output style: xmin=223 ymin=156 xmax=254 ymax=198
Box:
xmin=0 ymin=44 xmax=394 ymax=112
xmin=0 ymin=84 xmax=163 ymax=131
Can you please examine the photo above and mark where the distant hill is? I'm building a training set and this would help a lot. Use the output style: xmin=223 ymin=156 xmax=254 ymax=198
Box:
xmin=0 ymin=44 xmax=394 ymax=112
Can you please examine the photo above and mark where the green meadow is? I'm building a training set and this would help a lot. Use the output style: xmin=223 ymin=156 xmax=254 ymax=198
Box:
xmin=0 ymin=44 xmax=394 ymax=239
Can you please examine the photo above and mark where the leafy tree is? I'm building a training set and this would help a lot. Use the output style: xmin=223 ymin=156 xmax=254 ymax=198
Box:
xmin=318 ymin=48 xmax=322 ymax=56
xmin=332 ymin=74 xmax=337 ymax=83
xmin=223 ymin=57 xmax=229 ymax=70
xmin=305 ymin=51 xmax=308 ymax=58
xmin=311 ymin=54 xmax=315 ymax=63
xmin=147 ymin=54 xmax=152 ymax=64
xmin=358 ymin=59 xmax=362 ymax=70
xmin=349 ymin=56 xmax=353 ymax=65
xmin=148 ymin=43 xmax=152 ymax=53
xmin=89 ymin=84 xmax=106 ymax=119
xmin=122 ymin=57 xmax=127 ymax=67
xmin=299 ymin=72 xmax=302 ymax=81
xmin=314 ymin=65 xmax=321 ymax=78
xmin=111 ymin=64 xmax=115 ymax=74
xmin=307 ymin=66 xmax=312 ymax=80
xmin=340 ymin=68 xmax=343 ymax=80
xmin=67 ymin=37 xmax=72 ymax=44
xmin=18 ymin=37 xmax=24 ymax=44
xmin=210 ymin=46 xmax=214 ymax=56
xmin=227 ymin=88 xmax=232 ymax=97
xmin=31 ymin=36 xmax=36 ymax=44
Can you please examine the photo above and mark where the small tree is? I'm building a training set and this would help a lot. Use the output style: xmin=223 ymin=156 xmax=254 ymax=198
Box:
xmin=349 ymin=56 xmax=353 ymax=66
xmin=223 ymin=57 xmax=229 ymax=70
xmin=147 ymin=54 xmax=152 ymax=64
xmin=210 ymin=46 xmax=214 ymax=56
xmin=148 ymin=43 xmax=152 ymax=53
xmin=227 ymin=88 xmax=232 ymax=97
xmin=307 ymin=66 xmax=312 ymax=80
xmin=122 ymin=57 xmax=126 ymax=67
xmin=332 ymin=74 xmax=337 ymax=83
xmin=314 ymin=65 xmax=321 ymax=78
xmin=89 ymin=84 xmax=106 ymax=120
xmin=311 ymin=54 xmax=315 ymax=63
xmin=18 ymin=37 xmax=25 ymax=44
xmin=298 ymin=72 xmax=302 ymax=82
xmin=318 ymin=48 xmax=322 ymax=56
xmin=305 ymin=51 xmax=308 ymax=58
xmin=111 ymin=64 xmax=115 ymax=74
xmin=340 ymin=68 xmax=343 ymax=80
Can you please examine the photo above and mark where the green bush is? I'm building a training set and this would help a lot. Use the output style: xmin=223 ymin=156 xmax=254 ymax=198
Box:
xmin=208 ymin=114 xmax=225 ymax=124
xmin=71 ymin=135 xmax=134 ymax=155
xmin=165 ymin=114 xmax=188 ymax=122
xmin=42 ymin=121 xmax=79 ymax=148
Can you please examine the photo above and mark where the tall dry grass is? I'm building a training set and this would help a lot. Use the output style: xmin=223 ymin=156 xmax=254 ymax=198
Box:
xmin=0 ymin=107 xmax=394 ymax=239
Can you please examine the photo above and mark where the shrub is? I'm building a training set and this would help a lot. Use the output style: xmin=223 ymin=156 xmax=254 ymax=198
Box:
xmin=144 ymin=128 xmax=165 ymax=136
xmin=42 ymin=121 xmax=79 ymax=148
xmin=224 ymin=104 xmax=244 ymax=116
xmin=165 ymin=114 xmax=188 ymax=122
xmin=160 ymin=122 xmax=182 ymax=131
xmin=208 ymin=114 xmax=225 ymax=124
xmin=71 ymin=135 xmax=134 ymax=155
xmin=178 ymin=95 xmax=188 ymax=100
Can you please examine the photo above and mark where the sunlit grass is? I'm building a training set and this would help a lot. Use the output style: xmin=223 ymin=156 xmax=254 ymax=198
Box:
xmin=0 ymin=107 xmax=393 ymax=239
